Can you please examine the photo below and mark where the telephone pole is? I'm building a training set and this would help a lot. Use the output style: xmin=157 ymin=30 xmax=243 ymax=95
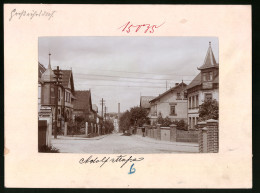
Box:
xmin=53 ymin=65 xmax=63 ymax=139
xmin=100 ymin=98 xmax=105 ymax=118
xmin=104 ymin=106 xmax=107 ymax=122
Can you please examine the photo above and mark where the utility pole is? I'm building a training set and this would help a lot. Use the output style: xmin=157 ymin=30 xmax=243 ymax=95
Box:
xmin=118 ymin=103 xmax=120 ymax=132
xmin=166 ymin=80 xmax=168 ymax=90
xmin=53 ymin=65 xmax=63 ymax=139
xmin=104 ymin=106 xmax=107 ymax=122
xmin=100 ymin=98 xmax=105 ymax=118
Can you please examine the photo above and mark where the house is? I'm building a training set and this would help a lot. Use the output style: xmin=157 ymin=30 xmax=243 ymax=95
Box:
xmin=73 ymin=90 xmax=100 ymax=135
xmin=140 ymin=96 xmax=156 ymax=115
xmin=73 ymin=90 xmax=93 ymax=119
xmin=186 ymin=42 xmax=219 ymax=129
xmin=149 ymin=82 xmax=188 ymax=125
xmin=38 ymin=62 xmax=46 ymax=111
xmin=40 ymin=54 xmax=76 ymax=133
xmin=58 ymin=69 xmax=76 ymax=122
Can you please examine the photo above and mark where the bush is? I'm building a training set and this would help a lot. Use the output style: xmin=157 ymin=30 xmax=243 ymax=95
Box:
xmin=199 ymin=99 xmax=219 ymax=121
xmin=175 ymin=120 xmax=188 ymax=130
xmin=39 ymin=145 xmax=60 ymax=153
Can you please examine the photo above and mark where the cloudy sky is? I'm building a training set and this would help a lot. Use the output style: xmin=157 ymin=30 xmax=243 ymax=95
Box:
xmin=38 ymin=37 xmax=218 ymax=113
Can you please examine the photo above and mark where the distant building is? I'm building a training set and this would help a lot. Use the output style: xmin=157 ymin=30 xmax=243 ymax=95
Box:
xmin=73 ymin=90 xmax=93 ymax=120
xmin=186 ymin=42 xmax=219 ymax=129
xmin=92 ymin=104 xmax=98 ymax=113
xmin=149 ymin=82 xmax=188 ymax=125
xmin=140 ymin=96 xmax=156 ymax=115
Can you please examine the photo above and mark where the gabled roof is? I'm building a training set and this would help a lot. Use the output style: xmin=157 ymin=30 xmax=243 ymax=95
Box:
xmin=73 ymin=90 xmax=93 ymax=112
xmin=140 ymin=96 xmax=156 ymax=108
xmin=150 ymin=82 xmax=187 ymax=103
xmin=92 ymin=104 xmax=98 ymax=113
xmin=186 ymin=73 xmax=202 ymax=90
xmin=186 ymin=72 xmax=219 ymax=90
xmin=198 ymin=42 xmax=218 ymax=70
xmin=38 ymin=62 xmax=46 ymax=78
xmin=60 ymin=70 xmax=75 ymax=93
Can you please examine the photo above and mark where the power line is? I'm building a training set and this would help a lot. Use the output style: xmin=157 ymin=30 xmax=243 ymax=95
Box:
xmin=81 ymin=84 xmax=172 ymax=88
xmin=92 ymin=69 xmax=197 ymax=77
xmin=76 ymin=78 xmax=169 ymax=85
xmin=74 ymin=72 xmax=195 ymax=81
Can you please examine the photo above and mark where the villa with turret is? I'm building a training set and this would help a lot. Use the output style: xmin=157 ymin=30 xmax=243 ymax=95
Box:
xmin=186 ymin=42 xmax=219 ymax=129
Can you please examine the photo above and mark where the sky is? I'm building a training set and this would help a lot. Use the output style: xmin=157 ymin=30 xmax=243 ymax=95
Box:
xmin=38 ymin=37 xmax=219 ymax=113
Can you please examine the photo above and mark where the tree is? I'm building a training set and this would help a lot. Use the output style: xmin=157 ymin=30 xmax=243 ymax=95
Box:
xmin=129 ymin=106 xmax=150 ymax=126
xmin=104 ymin=119 xmax=114 ymax=134
xmin=119 ymin=110 xmax=131 ymax=132
xmin=119 ymin=107 xmax=150 ymax=132
xmin=199 ymin=99 xmax=219 ymax=121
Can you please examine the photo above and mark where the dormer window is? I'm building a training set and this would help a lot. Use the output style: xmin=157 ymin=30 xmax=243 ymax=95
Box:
xmin=202 ymin=71 xmax=213 ymax=82
xmin=177 ymin=92 xmax=181 ymax=100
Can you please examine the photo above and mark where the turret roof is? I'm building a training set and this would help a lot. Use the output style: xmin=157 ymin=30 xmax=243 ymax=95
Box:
xmin=198 ymin=42 xmax=218 ymax=70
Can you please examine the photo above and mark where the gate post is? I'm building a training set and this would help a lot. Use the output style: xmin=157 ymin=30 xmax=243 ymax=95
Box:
xmin=64 ymin=122 xmax=68 ymax=136
xmin=38 ymin=120 xmax=47 ymax=151
xmin=85 ymin=122 xmax=88 ymax=136
xmin=170 ymin=124 xmax=177 ymax=142
xmin=156 ymin=124 xmax=161 ymax=140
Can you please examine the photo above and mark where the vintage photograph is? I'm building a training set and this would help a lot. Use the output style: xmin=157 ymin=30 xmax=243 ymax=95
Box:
xmin=38 ymin=37 xmax=219 ymax=154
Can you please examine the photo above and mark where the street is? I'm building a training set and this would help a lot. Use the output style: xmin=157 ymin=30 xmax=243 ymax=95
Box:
xmin=51 ymin=133 xmax=199 ymax=153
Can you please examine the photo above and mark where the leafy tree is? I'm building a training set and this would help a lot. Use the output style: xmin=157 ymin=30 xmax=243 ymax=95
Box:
xmin=199 ymin=99 xmax=219 ymax=121
xmin=129 ymin=106 xmax=150 ymax=126
xmin=119 ymin=107 xmax=150 ymax=132
xmin=104 ymin=119 xmax=114 ymax=134
xmin=119 ymin=110 xmax=131 ymax=132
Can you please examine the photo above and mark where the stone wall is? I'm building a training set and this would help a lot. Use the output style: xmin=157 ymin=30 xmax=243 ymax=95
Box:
xmin=176 ymin=129 xmax=199 ymax=143
xmin=198 ymin=119 xmax=219 ymax=153
xmin=135 ymin=120 xmax=218 ymax=153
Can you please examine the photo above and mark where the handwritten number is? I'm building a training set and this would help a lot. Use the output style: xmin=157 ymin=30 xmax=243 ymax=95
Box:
xmin=128 ymin=163 xmax=136 ymax=174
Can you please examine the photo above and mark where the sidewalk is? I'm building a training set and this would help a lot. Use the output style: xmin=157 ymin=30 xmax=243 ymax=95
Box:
xmin=51 ymin=134 xmax=109 ymax=140
xmin=132 ymin=134 xmax=199 ymax=147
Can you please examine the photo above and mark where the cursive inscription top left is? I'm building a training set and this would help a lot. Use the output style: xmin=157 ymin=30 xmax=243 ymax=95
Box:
xmin=9 ymin=9 xmax=56 ymax=21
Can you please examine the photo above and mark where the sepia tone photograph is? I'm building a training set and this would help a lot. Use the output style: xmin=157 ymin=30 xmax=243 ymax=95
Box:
xmin=38 ymin=37 xmax=219 ymax=154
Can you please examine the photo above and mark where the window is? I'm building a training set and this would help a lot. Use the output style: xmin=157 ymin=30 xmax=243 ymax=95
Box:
xmin=205 ymin=93 xmax=212 ymax=101
xmin=58 ymin=89 xmax=61 ymax=101
xmin=189 ymin=97 xmax=191 ymax=109
xmin=192 ymin=96 xmax=195 ymax=108
xmin=202 ymin=73 xmax=207 ymax=81
xmin=209 ymin=71 xmax=213 ymax=80
xmin=202 ymin=71 xmax=213 ymax=81
xmin=184 ymin=92 xmax=187 ymax=99
xmin=51 ymin=87 xmax=55 ymax=97
xmin=177 ymin=92 xmax=181 ymax=100
xmin=192 ymin=117 xmax=195 ymax=129
xmin=196 ymin=95 xmax=199 ymax=108
xmin=170 ymin=105 xmax=176 ymax=115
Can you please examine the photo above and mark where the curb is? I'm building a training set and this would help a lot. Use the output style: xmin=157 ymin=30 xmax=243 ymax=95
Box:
xmin=53 ymin=134 xmax=110 ymax=141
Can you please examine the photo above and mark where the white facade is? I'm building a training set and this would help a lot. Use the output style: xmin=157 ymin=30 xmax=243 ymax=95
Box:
xmin=187 ymin=88 xmax=218 ymax=129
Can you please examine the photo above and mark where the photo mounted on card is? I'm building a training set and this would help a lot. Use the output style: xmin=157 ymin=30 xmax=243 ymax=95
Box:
xmin=38 ymin=37 xmax=219 ymax=154
xmin=4 ymin=4 xmax=251 ymax=188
